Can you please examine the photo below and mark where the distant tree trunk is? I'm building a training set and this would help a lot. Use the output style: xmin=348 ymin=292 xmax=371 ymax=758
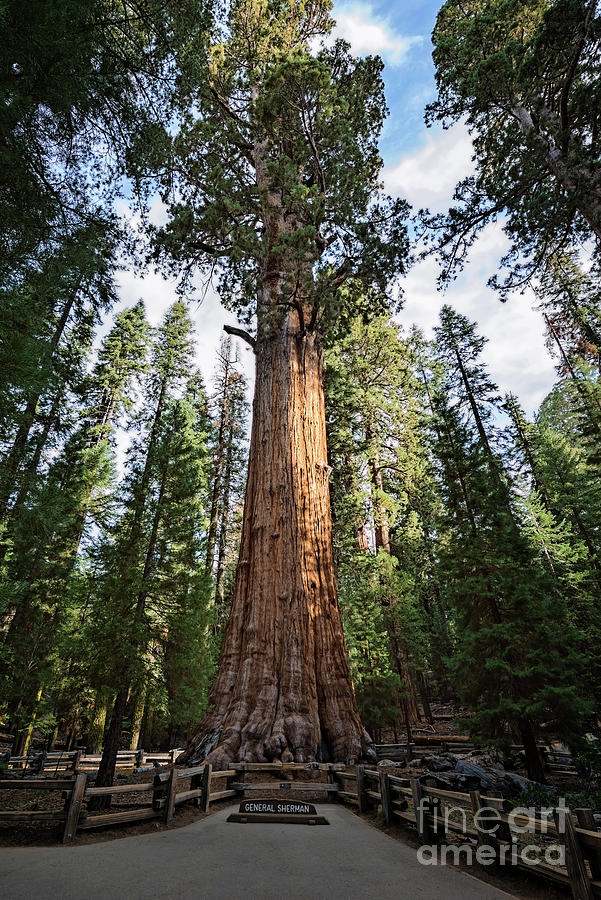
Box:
xmin=66 ymin=727 xmax=77 ymax=751
xmin=205 ymin=347 xmax=233 ymax=576
xmin=12 ymin=730 xmax=28 ymax=757
xmin=366 ymin=431 xmax=420 ymax=726
xmin=129 ymin=691 xmax=145 ymax=751
xmin=89 ymin=687 xmax=128 ymax=810
xmin=356 ymin=522 xmax=370 ymax=552
xmin=454 ymin=347 xmax=495 ymax=459
xmin=167 ymin=721 xmax=178 ymax=751
xmin=418 ymin=672 xmax=434 ymax=724
xmin=10 ymin=685 xmax=43 ymax=755
xmin=388 ymin=622 xmax=420 ymax=726
xmin=519 ymin=718 xmax=547 ymax=783
xmin=214 ymin=427 xmax=233 ymax=613
xmin=367 ymin=439 xmax=391 ymax=555
xmin=183 ymin=310 xmax=367 ymax=766
xmin=141 ymin=698 xmax=155 ymax=750
xmin=48 ymin=724 xmax=59 ymax=751
xmin=87 ymin=692 xmax=108 ymax=754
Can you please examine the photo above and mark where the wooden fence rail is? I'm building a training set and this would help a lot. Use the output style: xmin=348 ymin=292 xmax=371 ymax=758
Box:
xmin=3 ymin=748 xmax=185 ymax=776
xmin=1 ymin=759 xmax=600 ymax=898
xmin=4 ymin=750 xmax=82 ymax=776
xmin=333 ymin=767 xmax=601 ymax=900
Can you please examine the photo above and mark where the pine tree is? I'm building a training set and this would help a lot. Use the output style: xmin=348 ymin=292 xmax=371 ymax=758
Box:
xmin=506 ymin=393 xmax=601 ymax=703
xmin=87 ymin=302 xmax=198 ymax=795
xmin=205 ymin=337 xmax=249 ymax=622
xmin=426 ymin=307 xmax=589 ymax=780
xmin=0 ymin=226 xmax=118 ymax=520
xmin=159 ymin=375 xmax=215 ymax=746
xmin=536 ymin=254 xmax=601 ymax=368
xmin=326 ymin=318 xmax=432 ymax=732
xmin=0 ymin=303 xmax=149 ymax=749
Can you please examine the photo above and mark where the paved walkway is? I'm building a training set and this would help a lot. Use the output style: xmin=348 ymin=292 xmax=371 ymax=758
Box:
xmin=0 ymin=804 xmax=514 ymax=899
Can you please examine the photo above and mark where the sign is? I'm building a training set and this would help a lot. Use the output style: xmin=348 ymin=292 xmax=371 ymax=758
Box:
xmin=239 ymin=799 xmax=317 ymax=815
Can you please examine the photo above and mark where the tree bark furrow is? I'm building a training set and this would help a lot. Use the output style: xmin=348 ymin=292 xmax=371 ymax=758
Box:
xmin=183 ymin=312 xmax=365 ymax=766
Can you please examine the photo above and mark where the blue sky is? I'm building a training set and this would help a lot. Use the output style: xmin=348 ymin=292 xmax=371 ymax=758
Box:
xmin=115 ymin=1 xmax=557 ymax=413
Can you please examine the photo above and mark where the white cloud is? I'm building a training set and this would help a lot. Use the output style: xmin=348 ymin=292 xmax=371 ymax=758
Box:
xmin=383 ymin=123 xmax=475 ymax=211
xmin=115 ymin=268 xmax=255 ymax=388
xmin=383 ymin=124 xmax=557 ymax=414
xmin=398 ymin=224 xmax=556 ymax=415
xmin=108 ymin=267 xmax=254 ymax=474
xmin=331 ymin=3 xmax=422 ymax=65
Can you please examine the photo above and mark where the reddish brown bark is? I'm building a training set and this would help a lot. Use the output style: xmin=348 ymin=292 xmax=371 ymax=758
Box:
xmin=183 ymin=310 xmax=367 ymax=766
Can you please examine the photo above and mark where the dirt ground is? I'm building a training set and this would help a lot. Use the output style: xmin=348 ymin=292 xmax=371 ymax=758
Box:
xmin=0 ymin=768 xmax=228 ymax=847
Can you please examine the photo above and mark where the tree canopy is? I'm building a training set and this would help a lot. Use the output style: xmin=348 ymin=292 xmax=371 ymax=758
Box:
xmin=426 ymin=0 xmax=601 ymax=293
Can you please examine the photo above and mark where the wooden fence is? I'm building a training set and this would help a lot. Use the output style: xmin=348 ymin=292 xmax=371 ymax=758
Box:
xmin=2 ymin=760 xmax=600 ymax=898
xmin=0 ymin=762 xmax=341 ymax=844
xmin=336 ymin=766 xmax=601 ymax=900
xmin=3 ymin=748 xmax=184 ymax=776
xmin=4 ymin=750 xmax=82 ymax=776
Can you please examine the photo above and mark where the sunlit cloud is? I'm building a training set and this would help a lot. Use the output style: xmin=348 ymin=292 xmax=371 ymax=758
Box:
xmin=398 ymin=225 xmax=556 ymax=416
xmin=331 ymin=3 xmax=422 ymax=65
xmin=384 ymin=123 xmax=475 ymax=211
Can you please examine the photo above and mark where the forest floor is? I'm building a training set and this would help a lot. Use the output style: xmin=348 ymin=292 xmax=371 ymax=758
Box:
xmin=0 ymin=767 xmax=232 ymax=846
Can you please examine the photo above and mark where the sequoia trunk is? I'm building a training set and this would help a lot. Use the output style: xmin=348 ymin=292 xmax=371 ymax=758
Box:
xmin=184 ymin=311 xmax=367 ymax=766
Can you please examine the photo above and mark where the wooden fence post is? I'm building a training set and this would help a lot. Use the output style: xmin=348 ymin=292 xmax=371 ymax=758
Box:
xmin=471 ymin=791 xmax=509 ymax=861
xmin=72 ymin=750 xmax=81 ymax=773
xmin=169 ymin=749 xmax=177 ymax=765
xmin=190 ymin=767 xmax=203 ymax=808
xmin=237 ymin=763 xmax=246 ymax=800
xmin=36 ymin=750 xmax=47 ymax=775
xmin=135 ymin=749 xmax=144 ymax=768
xmin=574 ymin=809 xmax=601 ymax=881
xmin=201 ymin=763 xmax=212 ymax=813
xmin=226 ymin=764 xmax=244 ymax=800
xmin=379 ymin=771 xmax=393 ymax=826
xmin=356 ymin=765 xmax=367 ymax=814
xmin=554 ymin=809 xmax=593 ymax=900
xmin=410 ymin=777 xmax=433 ymax=842
xmin=62 ymin=772 xmax=87 ymax=844
xmin=469 ymin=790 xmax=488 ymax=849
xmin=164 ymin=768 xmax=177 ymax=826
xmin=152 ymin=772 xmax=169 ymax=812
xmin=327 ymin=764 xmax=336 ymax=804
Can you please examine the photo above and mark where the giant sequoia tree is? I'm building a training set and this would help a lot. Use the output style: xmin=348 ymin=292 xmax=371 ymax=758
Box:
xmin=156 ymin=0 xmax=409 ymax=765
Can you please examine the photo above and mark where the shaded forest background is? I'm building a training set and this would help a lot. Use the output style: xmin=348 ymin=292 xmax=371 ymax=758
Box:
xmin=1 ymin=0 xmax=601 ymax=775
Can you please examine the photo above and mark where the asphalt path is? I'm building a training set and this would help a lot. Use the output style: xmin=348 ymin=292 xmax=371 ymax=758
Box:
xmin=0 ymin=803 xmax=516 ymax=899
